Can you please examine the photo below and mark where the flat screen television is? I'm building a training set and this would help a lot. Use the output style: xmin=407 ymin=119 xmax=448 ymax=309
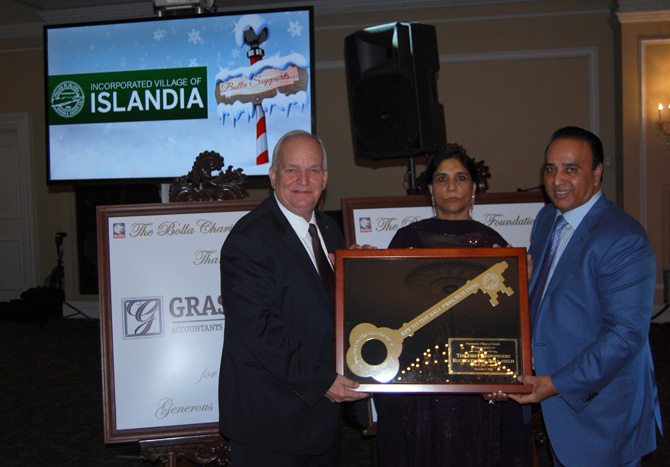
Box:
xmin=44 ymin=6 xmax=315 ymax=184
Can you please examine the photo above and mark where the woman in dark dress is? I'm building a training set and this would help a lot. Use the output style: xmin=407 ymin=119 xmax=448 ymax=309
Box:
xmin=374 ymin=145 xmax=533 ymax=467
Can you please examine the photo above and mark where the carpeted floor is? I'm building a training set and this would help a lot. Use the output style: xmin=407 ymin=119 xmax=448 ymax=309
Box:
xmin=0 ymin=316 xmax=667 ymax=466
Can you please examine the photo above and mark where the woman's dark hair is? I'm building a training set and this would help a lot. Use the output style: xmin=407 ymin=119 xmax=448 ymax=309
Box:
xmin=425 ymin=144 xmax=478 ymax=186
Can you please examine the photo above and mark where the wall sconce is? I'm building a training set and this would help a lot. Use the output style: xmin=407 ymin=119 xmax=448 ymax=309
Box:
xmin=657 ymin=103 xmax=670 ymax=145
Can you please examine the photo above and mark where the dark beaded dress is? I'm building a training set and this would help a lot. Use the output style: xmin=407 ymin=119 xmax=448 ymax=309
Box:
xmin=374 ymin=217 xmax=533 ymax=467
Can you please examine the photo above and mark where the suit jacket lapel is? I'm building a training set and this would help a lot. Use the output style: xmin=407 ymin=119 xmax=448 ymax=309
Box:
xmin=315 ymin=212 xmax=338 ymax=253
xmin=542 ymin=196 xmax=607 ymax=303
xmin=267 ymin=197 xmax=317 ymax=275
xmin=268 ymin=196 xmax=334 ymax=311
xmin=529 ymin=205 xmax=558 ymax=292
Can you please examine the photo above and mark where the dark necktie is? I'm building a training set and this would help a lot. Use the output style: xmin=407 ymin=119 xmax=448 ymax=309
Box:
xmin=308 ymin=223 xmax=335 ymax=303
xmin=529 ymin=215 xmax=568 ymax=328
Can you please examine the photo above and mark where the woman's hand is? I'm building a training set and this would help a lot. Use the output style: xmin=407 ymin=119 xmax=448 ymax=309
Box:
xmin=349 ymin=243 xmax=378 ymax=249
xmin=483 ymin=390 xmax=508 ymax=404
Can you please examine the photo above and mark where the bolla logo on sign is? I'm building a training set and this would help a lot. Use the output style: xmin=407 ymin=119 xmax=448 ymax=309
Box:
xmin=359 ymin=217 xmax=372 ymax=233
xmin=123 ymin=297 xmax=164 ymax=338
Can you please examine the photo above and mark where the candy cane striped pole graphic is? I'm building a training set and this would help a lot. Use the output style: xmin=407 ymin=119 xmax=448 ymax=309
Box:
xmin=248 ymin=46 xmax=268 ymax=165
xmin=255 ymin=110 xmax=269 ymax=164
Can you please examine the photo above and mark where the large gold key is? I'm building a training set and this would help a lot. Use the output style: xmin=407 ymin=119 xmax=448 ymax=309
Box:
xmin=346 ymin=261 xmax=514 ymax=383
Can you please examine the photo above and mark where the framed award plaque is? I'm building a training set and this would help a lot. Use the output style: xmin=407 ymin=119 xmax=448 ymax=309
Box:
xmin=335 ymin=248 xmax=532 ymax=394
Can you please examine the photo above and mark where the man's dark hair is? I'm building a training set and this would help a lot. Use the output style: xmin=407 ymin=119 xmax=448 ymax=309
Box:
xmin=545 ymin=126 xmax=604 ymax=170
xmin=425 ymin=143 xmax=479 ymax=186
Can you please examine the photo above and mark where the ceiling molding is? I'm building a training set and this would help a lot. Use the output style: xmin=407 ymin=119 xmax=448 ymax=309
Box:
xmin=5 ymin=0 xmax=668 ymax=40
xmin=0 ymin=0 xmax=539 ymax=40
xmin=26 ymin=0 xmax=542 ymax=25
xmin=617 ymin=0 xmax=670 ymax=13
xmin=617 ymin=9 xmax=670 ymax=23
xmin=0 ymin=22 xmax=44 ymax=40
xmin=12 ymin=0 xmax=670 ymax=27
xmin=37 ymin=3 xmax=154 ymax=24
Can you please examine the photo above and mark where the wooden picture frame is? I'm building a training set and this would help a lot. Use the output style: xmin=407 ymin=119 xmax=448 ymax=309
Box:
xmin=97 ymin=199 xmax=260 ymax=443
xmin=335 ymin=248 xmax=532 ymax=394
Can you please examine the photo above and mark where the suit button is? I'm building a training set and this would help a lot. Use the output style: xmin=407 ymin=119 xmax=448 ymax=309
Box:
xmin=585 ymin=392 xmax=598 ymax=401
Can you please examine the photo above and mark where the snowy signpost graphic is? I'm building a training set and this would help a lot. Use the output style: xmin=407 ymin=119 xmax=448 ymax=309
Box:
xmin=215 ymin=14 xmax=309 ymax=165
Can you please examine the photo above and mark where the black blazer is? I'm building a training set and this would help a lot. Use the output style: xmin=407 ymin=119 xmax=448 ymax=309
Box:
xmin=218 ymin=196 xmax=345 ymax=455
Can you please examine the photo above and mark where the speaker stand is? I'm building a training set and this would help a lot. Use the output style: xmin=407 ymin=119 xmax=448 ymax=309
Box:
xmin=406 ymin=156 xmax=420 ymax=195
xmin=49 ymin=232 xmax=92 ymax=321
xmin=62 ymin=300 xmax=92 ymax=320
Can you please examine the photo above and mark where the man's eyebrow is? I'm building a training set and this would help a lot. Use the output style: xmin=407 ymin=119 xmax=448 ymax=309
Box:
xmin=544 ymin=161 xmax=581 ymax=167
xmin=282 ymin=163 xmax=323 ymax=169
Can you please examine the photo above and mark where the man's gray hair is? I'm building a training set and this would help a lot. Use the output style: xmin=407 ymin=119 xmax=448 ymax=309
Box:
xmin=270 ymin=130 xmax=328 ymax=170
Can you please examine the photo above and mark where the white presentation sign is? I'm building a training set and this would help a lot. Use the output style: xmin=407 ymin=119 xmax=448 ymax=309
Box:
xmin=98 ymin=200 xmax=259 ymax=443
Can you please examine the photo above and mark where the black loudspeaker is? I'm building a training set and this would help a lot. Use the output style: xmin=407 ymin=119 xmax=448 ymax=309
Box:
xmin=345 ymin=22 xmax=446 ymax=161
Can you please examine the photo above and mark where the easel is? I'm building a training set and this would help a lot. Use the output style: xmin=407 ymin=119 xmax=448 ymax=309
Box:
xmin=140 ymin=434 xmax=230 ymax=466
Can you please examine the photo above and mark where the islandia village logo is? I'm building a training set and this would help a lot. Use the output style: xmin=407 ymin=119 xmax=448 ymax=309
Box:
xmin=50 ymin=80 xmax=85 ymax=119
xmin=48 ymin=67 xmax=208 ymax=126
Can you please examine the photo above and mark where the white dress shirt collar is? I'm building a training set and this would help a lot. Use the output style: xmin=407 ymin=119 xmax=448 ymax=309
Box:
xmin=274 ymin=192 xmax=316 ymax=238
xmin=274 ymin=193 xmax=325 ymax=271
xmin=557 ymin=189 xmax=602 ymax=230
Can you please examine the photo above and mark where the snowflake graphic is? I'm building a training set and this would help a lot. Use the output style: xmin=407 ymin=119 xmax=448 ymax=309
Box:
xmin=189 ymin=58 xmax=199 ymax=67
xmin=188 ymin=29 xmax=204 ymax=44
xmin=288 ymin=21 xmax=303 ymax=37
xmin=153 ymin=28 xmax=167 ymax=41
xmin=230 ymin=48 xmax=241 ymax=59
xmin=167 ymin=136 xmax=176 ymax=149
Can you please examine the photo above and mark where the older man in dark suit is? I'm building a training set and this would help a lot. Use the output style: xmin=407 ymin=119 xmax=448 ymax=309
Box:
xmin=218 ymin=130 xmax=368 ymax=466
